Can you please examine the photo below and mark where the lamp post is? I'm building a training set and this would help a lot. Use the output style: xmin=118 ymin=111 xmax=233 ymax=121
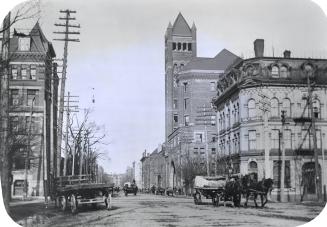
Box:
xmin=24 ymin=96 xmax=36 ymax=199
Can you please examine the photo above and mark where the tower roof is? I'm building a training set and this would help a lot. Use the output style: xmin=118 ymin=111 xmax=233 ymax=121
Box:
xmin=172 ymin=12 xmax=192 ymax=36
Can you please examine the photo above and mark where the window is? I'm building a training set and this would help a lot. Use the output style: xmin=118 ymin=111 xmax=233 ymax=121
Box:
xmin=270 ymin=98 xmax=279 ymax=117
xmin=180 ymin=64 xmax=184 ymax=70
xmin=282 ymin=98 xmax=291 ymax=117
xmin=173 ymin=115 xmax=178 ymax=124
xmin=184 ymin=115 xmax=190 ymax=126
xmin=11 ymin=67 xmax=18 ymax=79
xmin=184 ymin=98 xmax=189 ymax=110
xmin=271 ymin=129 xmax=279 ymax=149
xmin=188 ymin=43 xmax=192 ymax=51
xmin=316 ymin=130 xmax=321 ymax=149
xmin=183 ymin=82 xmax=188 ymax=93
xmin=248 ymin=130 xmax=256 ymax=150
xmin=10 ymin=116 xmax=19 ymax=133
xmin=302 ymin=129 xmax=309 ymax=149
xmin=211 ymin=115 xmax=216 ymax=126
xmin=248 ymin=99 xmax=256 ymax=118
xmin=183 ymin=43 xmax=187 ymax=50
xmin=30 ymin=66 xmax=36 ymax=80
xmin=27 ymin=90 xmax=38 ymax=106
xmin=195 ymin=133 xmax=203 ymax=143
xmin=173 ymin=99 xmax=178 ymax=109
xmin=271 ymin=66 xmax=279 ymax=77
xmin=21 ymin=67 xmax=27 ymax=80
xmin=10 ymin=89 xmax=20 ymax=106
xmin=172 ymin=42 xmax=176 ymax=50
xmin=211 ymin=148 xmax=216 ymax=154
xmin=210 ymin=82 xmax=216 ymax=91
xmin=273 ymin=160 xmax=291 ymax=188
xmin=313 ymin=99 xmax=320 ymax=119
xmin=177 ymin=42 xmax=181 ymax=50
xmin=280 ymin=66 xmax=288 ymax=78
xmin=284 ymin=129 xmax=291 ymax=149
xmin=18 ymin=37 xmax=30 ymax=51
xmin=193 ymin=148 xmax=198 ymax=155
xmin=200 ymin=148 xmax=205 ymax=154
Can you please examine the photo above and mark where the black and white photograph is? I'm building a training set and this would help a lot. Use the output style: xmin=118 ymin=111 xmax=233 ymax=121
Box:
xmin=1 ymin=0 xmax=327 ymax=226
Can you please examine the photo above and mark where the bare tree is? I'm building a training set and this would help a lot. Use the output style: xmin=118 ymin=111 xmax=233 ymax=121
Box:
xmin=0 ymin=0 xmax=41 ymax=34
xmin=65 ymin=109 xmax=107 ymax=179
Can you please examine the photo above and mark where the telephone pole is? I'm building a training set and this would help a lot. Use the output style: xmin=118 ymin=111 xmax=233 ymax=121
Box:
xmin=54 ymin=10 xmax=80 ymax=176
xmin=195 ymin=104 xmax=216 ymax=176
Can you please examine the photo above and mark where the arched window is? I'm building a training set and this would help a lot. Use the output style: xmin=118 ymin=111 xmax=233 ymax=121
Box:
xmin=280 ymin=66 xmax=288 ymax=78
xmin=271 ymin=98 xmax=279 ymax=117
xmin=313 ymin=99 xmax=320 ymax=119
xmin=182 ymin=43 xmax=187 ymax=50
xmin=271 ymin=66 xmax=279 ymax=78
xmin=248 ymin=99 xmax=256 ymax=118
xmin=282 ymin=98 xmax=291 ymax=117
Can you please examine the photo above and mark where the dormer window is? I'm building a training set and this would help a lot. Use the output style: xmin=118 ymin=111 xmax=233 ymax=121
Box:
xmin=271 ymin=66 xmax=279 ymax=78
xmin=280 ymin=66 xmax=288 ymax=78
xmin=18 ymin=37 xmax=30 ymax=51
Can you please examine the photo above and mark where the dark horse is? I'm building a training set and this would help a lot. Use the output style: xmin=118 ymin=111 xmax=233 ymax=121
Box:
xmin=224 ymin=177 xmax=242 ymax=207
xmin=242 ymin=174 xmax=274 ymax=208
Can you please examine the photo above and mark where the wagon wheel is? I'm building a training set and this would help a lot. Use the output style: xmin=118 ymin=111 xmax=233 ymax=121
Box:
xmin=60 ymin=196 xmax=67 ymax=211
xmin=194 ymin=192 xmax=202 ymax=205
xmin=70 ymin=194 xmax=78 ymax=214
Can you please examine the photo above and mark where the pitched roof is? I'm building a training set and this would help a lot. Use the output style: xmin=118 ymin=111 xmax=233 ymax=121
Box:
xmin=29 ymin=22 xmax=56 ymax=57
xmin=183 ymin=49 xmax=241 ymax=71
xmin=172 ymin=12 xmax=192 ymax=36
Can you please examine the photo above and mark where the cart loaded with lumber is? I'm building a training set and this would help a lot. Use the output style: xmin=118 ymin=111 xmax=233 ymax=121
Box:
xmin=54 ymin=174 xmax=114 ymax=214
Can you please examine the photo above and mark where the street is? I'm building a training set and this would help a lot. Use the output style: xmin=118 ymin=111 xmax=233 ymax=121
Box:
xmin=10 ymin=193 xmax=325 ymax=227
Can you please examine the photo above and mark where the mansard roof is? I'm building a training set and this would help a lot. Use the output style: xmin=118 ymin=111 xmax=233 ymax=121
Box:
xmin=10 ymin=22 xmax=56 ymax=58
xmin=172 ymin=12 xmax=192 ymax=36
xmin=182 ymin=49 xmax=241 ymax=71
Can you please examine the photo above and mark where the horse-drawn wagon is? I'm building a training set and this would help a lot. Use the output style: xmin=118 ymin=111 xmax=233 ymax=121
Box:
xmin=193 ymin=176 xmax=226 ymax=205
xmin=54 ymin=174 xmax=114 ymax=214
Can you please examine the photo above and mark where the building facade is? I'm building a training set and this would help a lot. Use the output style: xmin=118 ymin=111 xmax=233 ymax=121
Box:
xmin=7 ymin=23 xmax=58 ymax=198
xmin=213 ymin=39 xmax=327 ymax=201
xmin=164 ymin=13 xmax=240 ymax=192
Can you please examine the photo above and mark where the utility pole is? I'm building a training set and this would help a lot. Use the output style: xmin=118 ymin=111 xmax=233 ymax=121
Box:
xmin=258 ymin=91 xmax=271 ymax=179
xmin=63 ymin=92 xmax=79 ymax=176
xmin=54 ymin=10 xmax=80 ymax=176
xmin=280 ymin=110 xmax=286 ymax=202
xmin=307 ymin=71 xmax=322 ymax=201
xmin=195 ymin=104 xmax=216 ymax=176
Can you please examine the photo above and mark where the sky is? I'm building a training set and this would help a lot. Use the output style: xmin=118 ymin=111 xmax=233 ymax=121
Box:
xmin=3 ymin=0 xmax=327 ymax=174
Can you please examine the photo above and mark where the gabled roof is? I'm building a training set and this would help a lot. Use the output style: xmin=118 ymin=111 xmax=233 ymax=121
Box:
xmin=172 ymin=12 xmax=192 ymax=36
xmin=29 ymin=22 xmax=56 ymax=57
xmin=183 ymin=49 xmax=241 ymax=71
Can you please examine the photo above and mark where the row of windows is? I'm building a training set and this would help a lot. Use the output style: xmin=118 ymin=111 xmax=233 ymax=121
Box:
xmin=172 ymin=42 xmax=192 ymax=51
xmin=193 ymin=147 xmax=216 ymax=155
xmin=218 ymin=103 xmax=240 ymax=130
xmin=247 ymin=129 xmax=322 ymax=150
xmin=10 ymin=116 xmax=39 ymax=134
xmin=10 ymin=89 xmax=39 ymax=106
xmin=218 ymin=133 xmax=240 ymax=155
xmin=247 ymin=97 xmax=321 ymax=119
xmin=11 ymin=65 xmax=37 ymax=80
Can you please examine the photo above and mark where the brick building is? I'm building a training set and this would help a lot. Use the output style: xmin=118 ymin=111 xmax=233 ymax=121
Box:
xmin=213 ymin=39 xmax=327 ymax=201
xmin=164 ymin=13 xmax=240 ymax=192
xmin=5 ymin=23 xmax=58 ymax=198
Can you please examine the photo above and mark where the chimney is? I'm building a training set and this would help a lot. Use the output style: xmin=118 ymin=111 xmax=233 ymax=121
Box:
xmin=254 ymin=39 xmax=264 ymax=57
xmin=283 ymin=50 xmax=291 ymax=58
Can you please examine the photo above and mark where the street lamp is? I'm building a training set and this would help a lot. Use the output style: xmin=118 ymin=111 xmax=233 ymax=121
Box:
xmin=24 ymin=96 xmax=36 ymax=200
